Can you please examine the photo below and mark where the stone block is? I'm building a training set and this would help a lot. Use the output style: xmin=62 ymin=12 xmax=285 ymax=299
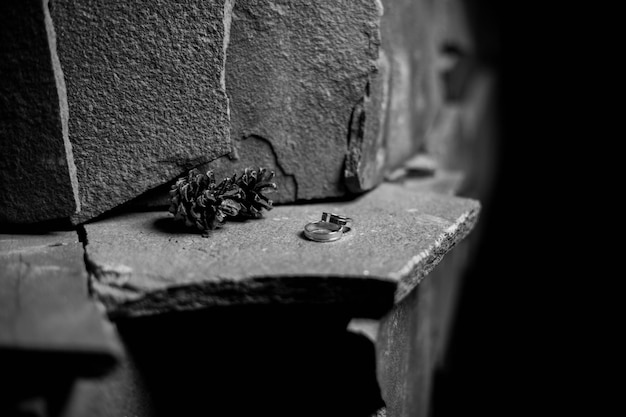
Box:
xmin=0 ymin=231 xmax=121 ymax=376
xmin=379 ymin=0 xmax=474 ymax=172
xmin=83 ymin=179 xmax=479 ymax=319
xmin=0 ymin=0 xmax=80 ymax=224
xmin=344 ymin=51 xmax=391 ymax=194
xmin=216 ymin=0 xmax=384 ymax=201
xmin=50 ymin=0 xmax=233 ymax=223
xmin=379 ymin=0 xmax=442 ymax=170
xmin=2 ymin=0 xmax=476 ymax=226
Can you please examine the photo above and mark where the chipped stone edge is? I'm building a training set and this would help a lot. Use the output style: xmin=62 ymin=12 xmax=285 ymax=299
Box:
xmin=86 ymin=271 xmax=397 ymax=321
xmin=343 ymin=0 xmax=385 ymax=194
xmin=83 ymin=200 xmax=480 ymax=320
xmin=390 ymin=201 xmax=481 ymax=303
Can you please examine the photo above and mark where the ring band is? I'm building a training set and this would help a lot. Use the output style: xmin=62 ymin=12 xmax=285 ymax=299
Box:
xmin=304 ymin=221 xmax=343 ymax=242
xmin=321 ymin=212 xmax=353 ymax=231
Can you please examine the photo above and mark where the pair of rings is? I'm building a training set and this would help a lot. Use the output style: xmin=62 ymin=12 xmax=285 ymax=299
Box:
xmin=304 ymin=212 xmax=353 ymax=242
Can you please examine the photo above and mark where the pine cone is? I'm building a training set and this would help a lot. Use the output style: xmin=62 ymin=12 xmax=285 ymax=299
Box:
xmin=169 ymin=169 xmax=242 ymax=235
xmin=235 ymin=167 xmax=277 ymax=218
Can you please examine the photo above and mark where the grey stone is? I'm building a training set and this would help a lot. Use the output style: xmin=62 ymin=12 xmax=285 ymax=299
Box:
xmin=223 ymin=0 xmax=383 ymax=201
xmin=380 ymin=0 xmax=470 ymax=171
xmin=0 ymin=231 xmax=121 ymax=375
xmin=122 ymin=0 xmax=388 ymax=207
xmin=201 ymin=135 xmax=298 ymax=204
xmin=344 ymin=52 xmax=390 ymax=194
xmin=376 ymin=267 xmax=435 ymax=417
xmin=348 ymin=243 xmax=471 ymax=417
xmin=50 ymin=0 xmax=233 ymax=223
xmin=0 ymin=0 xmax=80 ymax=224
xmin=83 ymin=179 xmax=480 ymax=318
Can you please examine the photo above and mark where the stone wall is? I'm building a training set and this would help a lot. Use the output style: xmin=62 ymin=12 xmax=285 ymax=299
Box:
xmin=0 ymin=1 xmax=499 ymax=417
xmin=1 ymin=0 xmax=468 ymax=225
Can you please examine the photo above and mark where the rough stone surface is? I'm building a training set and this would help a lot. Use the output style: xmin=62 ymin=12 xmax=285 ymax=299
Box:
xmin=222 ymin=0 xmax=382 ymax=201
xmin=344 ymin=52 xmax=390 ymax=194
xmin=377 ymin=268 xmax=435 ymax=417
xmin=0 ymin=231 xmax=121 ymax=375
xmin=50 ymin=0 xmax=232 ymax=224
xmin=83 ymin=180 xmax=479 ymax=318
xmin=200 ymin=135 xmax=298 ymax=204
xmin=0 ymin=0 xmax=80 ymax=224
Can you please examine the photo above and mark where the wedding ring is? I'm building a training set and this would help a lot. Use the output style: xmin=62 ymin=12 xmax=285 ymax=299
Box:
xmin=304 ymin=221 xmax=343 ymax=242
xmin=321 ymin=212 xmax=353 ymax=232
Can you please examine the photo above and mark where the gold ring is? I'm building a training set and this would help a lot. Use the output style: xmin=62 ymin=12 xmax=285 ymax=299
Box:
xmin=304 ymin=221 xmax=343 ymax=242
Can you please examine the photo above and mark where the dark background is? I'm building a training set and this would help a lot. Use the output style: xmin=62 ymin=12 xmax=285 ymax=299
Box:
xmin=429 ymin=1 xmax=540 ymax=415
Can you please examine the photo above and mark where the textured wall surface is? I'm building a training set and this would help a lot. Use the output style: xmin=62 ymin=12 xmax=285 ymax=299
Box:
xmin=50 ymin=0 xmax=233 ymax=223
xmin=211 ymin=0 xmax=383 ymax=201
xmin=0 ymin=0 xmax=80 ymax=223
xmin=1 ymin=0 xmax=466 ymax=224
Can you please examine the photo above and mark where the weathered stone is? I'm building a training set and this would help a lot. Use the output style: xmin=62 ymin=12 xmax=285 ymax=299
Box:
xmin=376 ymin=267 xmax=435 ymax=417
xmin=344 ymin=52 xmax=391 ymax=194
xmin=380 ymin=0 xmax=472 ymax=171
xmin=346 ymin=148 xmax=483 ymax=417
xmin=221 ymin=0 xmax=383 ymax=201
xmin=0 ymin=0 xmax=80 ymax=224
xmin=202 ymin=135 xmax=298 ymax=204
xmin=377 ymin=0 xmax=429 ymax=170
xmin=347 ymin=246 xmax=470 ymax=417
xmin=50 ymin=0 xmax=233 ymax=223
xmin=0 ymin=231 xmax=121 ymax=375
xmin=83 ymin=179 xmax=479 ymax=318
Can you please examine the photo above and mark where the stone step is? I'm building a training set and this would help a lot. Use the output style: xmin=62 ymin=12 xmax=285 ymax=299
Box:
xmin=0 ymin=231 xmax=121 ymax=377
xmin=49 ymin=173 xmax=474 ymax=417
xmin=84 ymin=179 xmax=479 ymax=319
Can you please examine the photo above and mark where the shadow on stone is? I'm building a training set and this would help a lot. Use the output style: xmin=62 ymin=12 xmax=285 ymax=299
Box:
xmin=0 ymin=217 xmax=75 ymax=234
xmin=151 ymin=217 xmax=194 ymax=235
xmin=151 ymin=215 xmax=270 ymax=236
xmin=116 ymin=305 xmax=385 ymax=417
xmin=0 ymin=350 xmax=117 ymax=417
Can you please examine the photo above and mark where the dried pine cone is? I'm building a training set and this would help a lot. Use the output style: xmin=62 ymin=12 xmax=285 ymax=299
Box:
xmin=235 ymin=167 xmax=277 ymax=218
xmin=169 ymin=169 xmax=242 ymax=235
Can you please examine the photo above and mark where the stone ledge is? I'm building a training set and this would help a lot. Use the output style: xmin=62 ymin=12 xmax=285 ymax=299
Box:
xmin=0 ymin=231 xmax=121 ymax=377
xmin=85 ymin=180 xmax=480 ymax=319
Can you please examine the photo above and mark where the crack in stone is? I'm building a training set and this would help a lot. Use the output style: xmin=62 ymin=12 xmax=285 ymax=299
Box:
xmin=79 ymin=225 xmax=149 ymax=312
xmin=242 ymin=134 xmax=299 ymax=200
xmin=45 ymin=0 xmax=81 ymax=215
xmin=345 ymin=91 xmax=367 ymax=178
